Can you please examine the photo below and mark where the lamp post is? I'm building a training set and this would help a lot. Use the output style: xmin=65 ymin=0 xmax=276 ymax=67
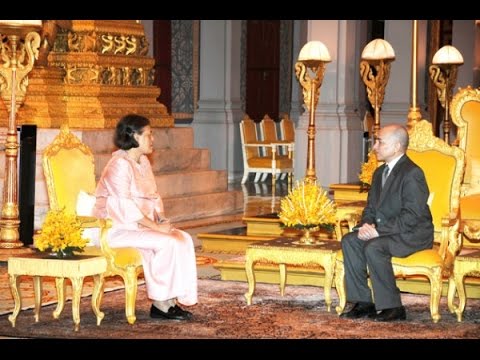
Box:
xmin=359 ymin=38 xmax=395 ymax=139
xmin=295 ymin=41 xmax=331 ymax=182
xmin=0 ymin=21 xmax=41 ymax=249
xmin=429 ymin=45 xmax=464 ymax=144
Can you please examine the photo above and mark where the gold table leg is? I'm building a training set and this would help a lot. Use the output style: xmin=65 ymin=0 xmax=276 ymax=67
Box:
xmin=8 ymin=274 xmax=20 ymax=327
xmin=244 ymin=255 xmax=255 ymax=306
xmin=279 ymin=264 xmax=286 ymax=296
xmin=33 ymin=276 xmax=42 ymax=322
xmin=53 ymin=277 xmax=66 ymax=319
xmin=323 ymin=254 xmax=336 ymax=312
xmin=91 ymin=274 xmax=105 ymax=326
xmin=70 ymin=276 xmax=85 ymax=331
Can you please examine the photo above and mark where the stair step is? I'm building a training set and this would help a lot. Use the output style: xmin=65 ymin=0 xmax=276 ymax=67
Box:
xmin=156 ymin=169 xmax=227 ymax=197
xmin=93 ymin=148 xmax=211 ymax=177
xmin=163 ymin=190 xmax=244 ymax=222
xmin=80 ymin=127 xmax=195 ymax=152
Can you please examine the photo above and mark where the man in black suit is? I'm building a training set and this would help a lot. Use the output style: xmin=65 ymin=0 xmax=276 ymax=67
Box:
xmin=340 ymin=124 xmax=433 ymax=322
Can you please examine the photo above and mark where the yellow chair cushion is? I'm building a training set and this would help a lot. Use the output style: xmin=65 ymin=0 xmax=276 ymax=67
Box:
xmin=392 ymin=249 xmax=442 ymax=267
xmin=112 ymin=248 xmax=144 ymax=268
xmin=249 ymin=156 xmax=293 ymax=168
xmin=460 ymin=194 xmax=480 ymax=219
xmin=82 ymin=246 xmax=143 ymax=268
xmin=336 ymin=248 xmax=442 ymax=267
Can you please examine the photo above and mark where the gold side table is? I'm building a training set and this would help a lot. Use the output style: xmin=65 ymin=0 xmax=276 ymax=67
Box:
xmin=8 ymin=253 xmax=107 ymax=331
xmin=244 ymin=237 xmax=341 ymax=311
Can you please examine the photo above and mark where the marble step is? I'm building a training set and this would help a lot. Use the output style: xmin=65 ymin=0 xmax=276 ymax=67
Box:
xmin=33 ymin=188 xmax=243 ymax=228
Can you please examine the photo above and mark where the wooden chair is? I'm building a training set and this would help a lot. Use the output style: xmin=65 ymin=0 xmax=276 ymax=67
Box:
xmin=258 ymin=114 xmax=294 ymax=183
xmin=42 ymin=125 xmax=144 ymax=325
xmin=334 ymin=120 xmax=465 ymax=323
xmin=279 ymin=115 xmax=295 ymax=155
xmin=240 ymin=115 xmax=293 ymax=188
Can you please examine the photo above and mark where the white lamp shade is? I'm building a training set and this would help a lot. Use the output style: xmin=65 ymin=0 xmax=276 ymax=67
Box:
xmin=0 ymin=20 xmax=42 ymax=37
xmin=432 ymin=45 xmax=464 ymax=65
xmin=298 ymin=41 xmax=331 ymax=62
xmin=0 ymin=20 xmax=42 ymax=27
xmin=361 ymin=38 xmax=395 ymax=60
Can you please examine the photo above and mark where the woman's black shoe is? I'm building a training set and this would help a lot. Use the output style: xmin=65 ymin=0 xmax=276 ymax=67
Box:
xmin=172 ymin=304 xmax=193 ymax=319
xmin=150 ymin=305 xmax=188 ymax=320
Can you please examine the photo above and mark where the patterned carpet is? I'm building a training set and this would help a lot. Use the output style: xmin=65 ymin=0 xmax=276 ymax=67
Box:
xmin=1 ymin=277 xmax=479 ymax=339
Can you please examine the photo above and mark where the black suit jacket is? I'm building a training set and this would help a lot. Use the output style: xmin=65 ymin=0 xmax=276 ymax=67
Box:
xmin=361 ymin=154 xmax=434 ymax=257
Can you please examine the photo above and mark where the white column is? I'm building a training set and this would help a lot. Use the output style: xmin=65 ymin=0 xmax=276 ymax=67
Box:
xmin=293 ymin=20 xmax=364 ymax=188
xmin=452 ymin=20 xmax=476 ymax=89
xmin=382 ymin=20 xmax=428 ymax=125
xmin=193 ymin=20 xmax=243 ymax=181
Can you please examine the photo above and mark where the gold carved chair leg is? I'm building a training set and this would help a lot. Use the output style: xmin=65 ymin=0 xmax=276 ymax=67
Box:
xmin=91 ymin=273 xmax=105 ymax=326
xmin=447 ymin=274 xmax=468 ymax=322
xmin=123 ymin=266 xmax=140 ymax=325
xmin=426 ymin=268 xmax=443 ymax=323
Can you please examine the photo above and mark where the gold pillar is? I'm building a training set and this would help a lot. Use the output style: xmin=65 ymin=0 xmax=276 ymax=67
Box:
xmin=295 ymin=41 xmax=331 ymax=182
xmin=359 ymin=39 xmax=395 ymax=139
xmin=429 ymin=45 xmax=464 ymax=144
xmin=0 ymin=22 xmax=41 ymax=248
xmin=407 ymin=20 xmax=423 ymax=130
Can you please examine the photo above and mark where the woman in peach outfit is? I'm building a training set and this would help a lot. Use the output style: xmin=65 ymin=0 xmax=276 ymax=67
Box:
xmin=94 ymin=114 xmax=198 ymax=321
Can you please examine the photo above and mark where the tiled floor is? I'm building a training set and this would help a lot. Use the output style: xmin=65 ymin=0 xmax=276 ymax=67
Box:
xmin=188 ymin=178 xmax=290 ymax=279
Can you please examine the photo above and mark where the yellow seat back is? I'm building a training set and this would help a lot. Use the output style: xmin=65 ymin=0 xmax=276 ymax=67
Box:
xmin=43 ymin=127 xmax=96 ymax=213
xmin=451 ymin=86 xmax=480 ymax=195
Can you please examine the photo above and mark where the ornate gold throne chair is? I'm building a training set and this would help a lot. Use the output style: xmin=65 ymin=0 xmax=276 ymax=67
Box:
xmin=42 ymin=125 xmax=144 ymax=325
xmin=446 ymin=86 xmax=480 ymax=321
xmin=334 ymin=120 xmax=465 ymax=323
xmin=450 ymin=86 xmax=480 ymax=247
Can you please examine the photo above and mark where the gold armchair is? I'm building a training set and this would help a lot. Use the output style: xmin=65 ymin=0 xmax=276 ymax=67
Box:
xmin=42 ymin=125 xmax=144 ymax=325
xmin=334 ymin=120 xmax=465 ymax=323
xmin=450 ymin=86 xmax=480 ymax=248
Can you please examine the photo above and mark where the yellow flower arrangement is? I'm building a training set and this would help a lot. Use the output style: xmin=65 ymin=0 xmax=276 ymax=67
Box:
xmin=358 ymin=150 xmax=378 ymax=187
xmin=279 ymin=179 xmax=337 ymax=231
xmin=35 ymin=208 xmax=88 ymax=258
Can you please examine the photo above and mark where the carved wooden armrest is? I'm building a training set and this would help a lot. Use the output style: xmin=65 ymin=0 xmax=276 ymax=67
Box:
xmin=77 ymin=216 xmax=112 ymax=229
xmin=441 ymin=211 xmax=459 ymax=227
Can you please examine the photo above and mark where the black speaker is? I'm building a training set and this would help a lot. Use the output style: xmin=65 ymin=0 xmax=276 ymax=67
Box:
xmin=18 ymin=125 xmax=37 ymax=246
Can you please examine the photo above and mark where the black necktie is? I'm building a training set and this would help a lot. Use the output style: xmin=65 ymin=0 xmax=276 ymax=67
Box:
xmin=382 ymin=165 xmax=390 ymax=188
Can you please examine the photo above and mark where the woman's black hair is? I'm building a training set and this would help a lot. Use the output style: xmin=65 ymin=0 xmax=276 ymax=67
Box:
xmin=114 ymin=114 xmax=150 ymax=150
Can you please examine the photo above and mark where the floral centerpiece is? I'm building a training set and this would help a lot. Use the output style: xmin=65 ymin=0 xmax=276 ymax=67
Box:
xmin=35 ymin=208 xmax=88 ymax=258
xmin=358 ymin=150 xmax=378 ymax=189
xmin=278 ymin=179 xmax=337 ymax=244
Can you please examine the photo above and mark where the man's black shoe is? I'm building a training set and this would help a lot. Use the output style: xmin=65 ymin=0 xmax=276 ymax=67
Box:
xmin=172 ymin=304 xmax=193 ymax=319
xmin=150 ymin=305 xmax=188 ymax=320
xmin=373 ymin=306 xmax=406 ymax=322
xmin=340 ymin=302 xmax=376 ymax=319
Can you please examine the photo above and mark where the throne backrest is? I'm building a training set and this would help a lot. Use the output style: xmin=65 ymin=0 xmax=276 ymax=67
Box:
xmin=451 ymin=86 xmax=480 ymax=195
xmin=406 ymin=120 xmax=465 ymax=235
xmin=240 ymin=115 xmax=260 ymax=161
xmin=259 ymin=114 xmax=278 ymax=157
xmin=42 ymin=125 xmax=97 ymax=214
